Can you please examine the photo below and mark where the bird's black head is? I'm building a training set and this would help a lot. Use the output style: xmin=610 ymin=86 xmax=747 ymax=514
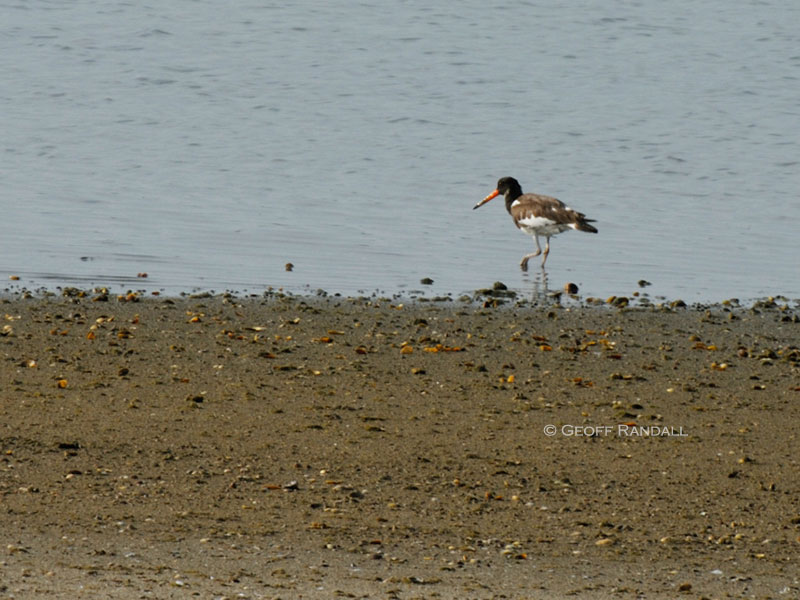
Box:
xmin=495 ymin=177 xmax=521 ymax=196
xmin=473 ymin=176 xmax=523 ymax=210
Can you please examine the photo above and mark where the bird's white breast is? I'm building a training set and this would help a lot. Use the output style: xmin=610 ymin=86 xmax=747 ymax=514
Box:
xmin=516 ymin=215 xmax=571 ymax=236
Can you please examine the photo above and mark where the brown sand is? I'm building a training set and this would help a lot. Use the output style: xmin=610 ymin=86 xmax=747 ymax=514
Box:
xmin=1 ymin=292 xmax=798 ymax=599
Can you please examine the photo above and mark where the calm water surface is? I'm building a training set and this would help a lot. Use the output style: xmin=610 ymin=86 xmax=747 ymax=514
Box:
xmin=2 ymin=1 xmax=798 ymax=301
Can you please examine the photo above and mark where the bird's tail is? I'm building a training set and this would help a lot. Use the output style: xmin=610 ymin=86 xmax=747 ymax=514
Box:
xmin=573 ymin=218 xmax=598 ymax=234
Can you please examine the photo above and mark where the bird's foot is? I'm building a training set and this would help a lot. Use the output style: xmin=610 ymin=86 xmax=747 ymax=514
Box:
xmin=520 ymin=250 xmax=542 ymax=271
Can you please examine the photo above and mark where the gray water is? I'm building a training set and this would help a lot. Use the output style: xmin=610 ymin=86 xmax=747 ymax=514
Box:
xmin=3 ymin=1 xmax=799 ymax=301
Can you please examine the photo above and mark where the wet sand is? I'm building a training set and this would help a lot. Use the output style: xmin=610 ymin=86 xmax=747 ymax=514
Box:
xmin=1 ymin=291 xmax=799 ymax=599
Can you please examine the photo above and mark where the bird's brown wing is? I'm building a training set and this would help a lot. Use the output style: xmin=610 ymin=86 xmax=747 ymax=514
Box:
xmin=511 ymin=194 xmax=574 ymax=223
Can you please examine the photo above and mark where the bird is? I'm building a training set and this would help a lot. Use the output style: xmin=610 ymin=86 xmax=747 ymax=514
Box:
xmin=473 ymin=176 xmax=597 ymax=270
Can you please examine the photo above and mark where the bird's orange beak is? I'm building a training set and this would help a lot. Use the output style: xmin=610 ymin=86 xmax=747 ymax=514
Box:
xmin=473 ymin=189 xmax=499 ymax=210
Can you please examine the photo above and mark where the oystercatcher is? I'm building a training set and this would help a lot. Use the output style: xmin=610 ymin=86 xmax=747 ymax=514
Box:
xmin=474 ymin=176 xmax=597 ymax=269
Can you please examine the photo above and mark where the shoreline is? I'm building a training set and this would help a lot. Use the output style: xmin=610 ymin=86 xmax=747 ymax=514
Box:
xmin=4 ymin=281 xmax=799 ymax=312
xmin=2 ymin=293 xmax=798 ymax=598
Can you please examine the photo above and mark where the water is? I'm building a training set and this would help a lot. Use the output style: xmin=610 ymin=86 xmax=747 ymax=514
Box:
xmin=2 ymin=1 xmax=799 ymax=302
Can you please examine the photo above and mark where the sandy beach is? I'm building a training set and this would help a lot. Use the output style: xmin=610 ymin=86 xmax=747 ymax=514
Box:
xmin=1 ymin=290 xmax=798 ymax=599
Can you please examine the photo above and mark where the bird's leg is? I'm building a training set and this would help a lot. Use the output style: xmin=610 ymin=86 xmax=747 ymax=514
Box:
xmin=520 ymin=235 xmax=543 ymax=272
xmin=540 ymin=236 xmax=551 ymax=268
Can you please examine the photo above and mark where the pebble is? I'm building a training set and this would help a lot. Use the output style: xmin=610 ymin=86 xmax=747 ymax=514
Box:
xmin=595 ymin=538 xmax=614 ymax=546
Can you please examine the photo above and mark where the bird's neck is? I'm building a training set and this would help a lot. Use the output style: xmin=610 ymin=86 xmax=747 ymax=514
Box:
xmin=504 ymin=184 xmax=523 ymax=213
